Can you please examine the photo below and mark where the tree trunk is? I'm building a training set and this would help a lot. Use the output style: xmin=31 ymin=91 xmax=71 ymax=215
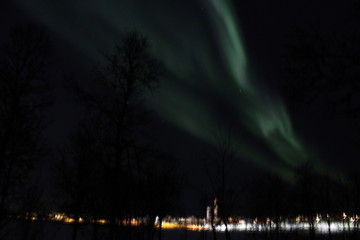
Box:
xmin=308 ymin=215 xmax=315 ymax=240
xmin=147 ymin=215 xmax=155 ymax=240
xmin=223 ymin=219 xmax=230 ymax=240
xmin=72 ymin=217 xmax=79 ymax=240
xmin=158 ymin=216 xmax=163 ymax=240
xmin=327 ymin=218 xmax=331 ymax=240
xmin=211 ymin=216 xmax=217 ymax=240
xmin=92 ymin=219 xmax=98 ymax=240
xmin=108 ymin=217 xmax=117 ymax=240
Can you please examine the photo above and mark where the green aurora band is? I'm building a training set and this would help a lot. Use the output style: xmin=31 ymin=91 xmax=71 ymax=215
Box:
xmin=14 ymin=0 xmax=326 ymax=181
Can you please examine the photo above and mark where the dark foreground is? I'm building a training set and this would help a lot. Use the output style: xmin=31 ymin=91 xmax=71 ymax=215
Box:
xmin=2 ymin=220 xmax=359 ymax=240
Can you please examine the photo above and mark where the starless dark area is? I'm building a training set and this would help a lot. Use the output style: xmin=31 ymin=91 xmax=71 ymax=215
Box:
xmin=0 ymin=0 xmax=359 ymax=240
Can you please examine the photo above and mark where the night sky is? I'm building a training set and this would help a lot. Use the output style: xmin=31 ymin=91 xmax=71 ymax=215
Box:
xmin=1 ymin=0 xmax=359 ymax=214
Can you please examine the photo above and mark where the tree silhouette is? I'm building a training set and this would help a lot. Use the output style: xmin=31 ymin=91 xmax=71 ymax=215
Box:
xmin=316 ymin=172 xmax=339 ymax=240
xmin=280 ymin=5 xmax=360 ymax=237
xmin=201 ymin=131 xmax=237 ymax=240
xmin=246 ymin=174 xmax=289 ymax=240
xmin=55 ymin=119 xmax=107 ymax=240
xmin=135 ymin=151 xmax=181 ymax=240
xmin=0 ymin=23 xmax=52 ymax=233
xmin=293 ymin=163 xmax=320 ymax=240
xmin=64 ymin=31 xmax=182 ymax=240
xmin=282 ymin=19 xmax=360 ymax=118
xmin=340 ymin=171 xmax=360 ymax=239
xmin=17 ymin=183 xmax=45 ymax=240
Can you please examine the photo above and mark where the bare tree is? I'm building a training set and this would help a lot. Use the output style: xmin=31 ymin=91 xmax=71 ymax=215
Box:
xmin=17 ymin=183 xmax=45 ymax=240
xmin=282 ymin=22 xmax=360 ymax=118
xmin=281 ymin=6 xmax=360 ymax=237
xmin=341 ymin=171 xmax=360 ymax=239
xmin=246 ymin=174 xmax=289 ymax=240
xmin=0 ymin=23 xmax=52 ymax=232
xmin=317 ymin=172 xmax=339 ymax=240
xmin=55 ymin=119 xmax=107 ymax=240
xmin=70 ymin=31 xmax=160 ymax=172
xmin=293 ymin=163 xmax=320 ymax=240
xmin=67 ymin=31 xmax=161 ymax=239
xmin=139 ymin=152 xmax=181 ymax=240
xmin=201 ymin=130 xmax=237 ymax=240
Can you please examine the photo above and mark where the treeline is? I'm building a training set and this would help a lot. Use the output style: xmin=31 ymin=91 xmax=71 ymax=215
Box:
xmin=0 ymin=24 xmax=181 ymax=240
xmin=54 ymin=30 xmax=181 ymax=240
xmin=241 ymin=166 xmax=360 ymax=240
xmin=199 ymin=136 xmax=360 ymax=240
xmin=1 ymin=23 xmax=360 ymax=240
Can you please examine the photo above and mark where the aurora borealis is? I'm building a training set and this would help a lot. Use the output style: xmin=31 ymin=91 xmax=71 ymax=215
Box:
xmin=12 ymin=0 xmax=338 ymax=181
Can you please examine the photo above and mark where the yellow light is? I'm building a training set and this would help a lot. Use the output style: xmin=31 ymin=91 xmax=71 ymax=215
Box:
xmin=157 ymin=222 xmax=204 ymax=231
xmin=53 ymin=213 xmax=65 ymax=221
xmin=160 ymin=222 xmax=178 ymax=229
xmin=97 ymin=219 xmax=108 ymax=224
xmin=130 ymin=219 xmax=140 ymax=226
xmin=186 ymin=224 xmax=204 ymax=231
xmin=64 ymin=218 xmax=75 ymax=223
